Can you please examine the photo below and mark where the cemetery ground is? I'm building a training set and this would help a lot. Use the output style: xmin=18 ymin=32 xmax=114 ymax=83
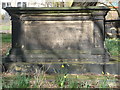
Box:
xmin=1 ymin=27 xmax=120 ymax=88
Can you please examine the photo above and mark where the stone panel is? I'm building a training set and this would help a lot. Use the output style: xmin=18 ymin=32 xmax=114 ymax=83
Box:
xmin=24 ymin=21 xmax=93 ymax=50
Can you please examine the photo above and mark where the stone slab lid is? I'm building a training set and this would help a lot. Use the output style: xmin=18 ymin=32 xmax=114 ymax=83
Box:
xmin=4 ymin=6 xmax=110 ymax=14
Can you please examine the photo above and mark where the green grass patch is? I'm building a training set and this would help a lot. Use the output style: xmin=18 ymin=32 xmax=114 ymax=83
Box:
xmin=105 ymin=38 xmax=120 ymax=56
xmin=2 ymin=33 xmax=11 ymax=43
xmin=2 ymin=74 xmax=31 ymax=88
xmin=0 ymin=25 xmax=11 ymax=30
xmin=2 ymin=73 xmax=118 ymax=88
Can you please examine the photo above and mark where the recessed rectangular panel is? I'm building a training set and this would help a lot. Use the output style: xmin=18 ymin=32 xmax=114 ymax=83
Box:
xmin=24 ymin=21 xmax=93 ymax=50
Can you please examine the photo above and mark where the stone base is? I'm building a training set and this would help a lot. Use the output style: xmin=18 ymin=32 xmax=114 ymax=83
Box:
xmin=2 ymin=61 xmax=120 ymax=75
xmin=2 ymin=47 xmax=110 ymax=74
xmin=3 ymin=47 xmax=110 ymax=63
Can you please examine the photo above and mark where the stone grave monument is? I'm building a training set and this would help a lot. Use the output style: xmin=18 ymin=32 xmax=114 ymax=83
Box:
xmin=3 ymin=7 xmax=110 ymax=74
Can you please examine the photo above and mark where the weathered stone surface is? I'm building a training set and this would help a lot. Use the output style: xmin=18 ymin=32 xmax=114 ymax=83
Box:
xmin=3 ymin=7 xmax=110 ymax=74
xmin=91 ymin=47 xmax=105 ymax=55
xmin=24 ymin=21 xmax=93 ymax=50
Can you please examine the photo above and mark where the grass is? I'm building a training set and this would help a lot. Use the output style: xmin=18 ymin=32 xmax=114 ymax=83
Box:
xmin=2 ymin=74 xmax=31 ymax=88
xmin=1 ymin=64 xmax=119 ymax=88
xmin=105 ymin=38 xmax=120 ymax=56
xmin=0 ymin=25 xmax=11 ymax=30
xmin=2 ymin=72 xmax=119 ymax=88
xmin=54 ymin=65 xmax=116 ymax=88
xmin=2 ymin=33 xmax=11 ymax=43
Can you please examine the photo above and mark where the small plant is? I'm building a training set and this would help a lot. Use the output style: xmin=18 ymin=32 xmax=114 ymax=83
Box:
xmin=55 ymin=64 xmax=91 ymax=88
xmin=55 ymin=73 xmax=91 ymax=88
xmin=31 ymin=73 xmax=45 ymax=88
xmin=99 ymin=72 xmax=109 ymax=88
xmin=55 ymin=74 xmax=67 ymax=88
xmin=67 ymin=77 xmax=79 ymax=88
xmin=55 ymin=64 xmax=68 ymax=88
xmin=30 ymin=67 xmax=46 ymax=88
xmin=15 ymin=75 xmax=31 ymax=88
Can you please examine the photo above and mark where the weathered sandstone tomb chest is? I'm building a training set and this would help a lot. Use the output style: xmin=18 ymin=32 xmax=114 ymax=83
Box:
xmin=4 ymin=7 xmax=110 ymax=73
